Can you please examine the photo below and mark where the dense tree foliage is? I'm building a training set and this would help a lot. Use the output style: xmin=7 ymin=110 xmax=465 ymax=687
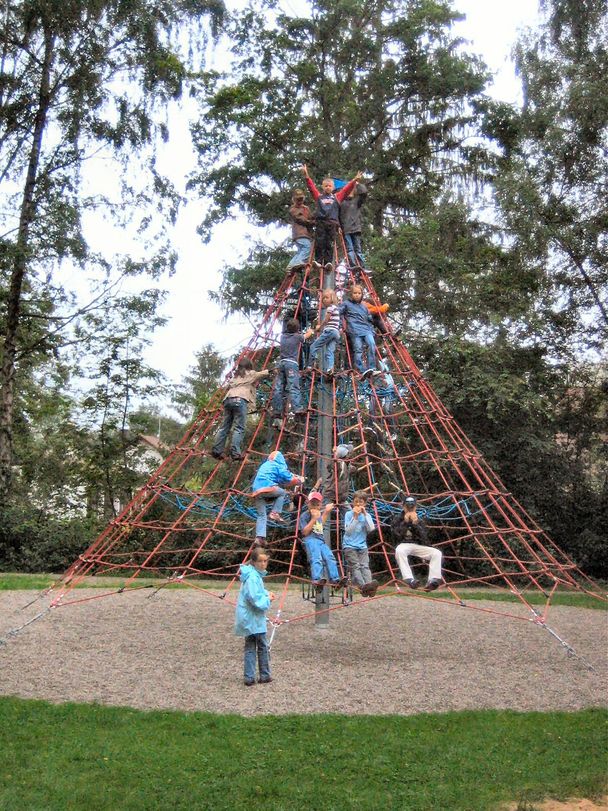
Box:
xmin=192 ymin=0 xmax=607 ymax=576
xmin=0 ymin=0 xmax=605 ymax=576
xmin=0 ymin=0 xmax=225 ymax=499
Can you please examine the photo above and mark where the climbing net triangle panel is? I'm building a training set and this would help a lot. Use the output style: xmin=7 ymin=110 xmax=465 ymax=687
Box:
xmin=47 ymin=250 xmax=605 ymax=644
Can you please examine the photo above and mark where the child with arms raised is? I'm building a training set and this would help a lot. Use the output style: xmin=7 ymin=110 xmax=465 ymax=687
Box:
xmin=301 ymin=164 xmax=362 ymax=271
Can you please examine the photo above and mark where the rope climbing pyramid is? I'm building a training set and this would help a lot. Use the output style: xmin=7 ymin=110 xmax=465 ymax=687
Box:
xmin=33 ymin=244 xmax=605 ymax=657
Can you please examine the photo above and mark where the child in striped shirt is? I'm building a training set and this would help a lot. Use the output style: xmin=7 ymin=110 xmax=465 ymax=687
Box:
xmin=306 ymin=288 xmax=341 ymax=377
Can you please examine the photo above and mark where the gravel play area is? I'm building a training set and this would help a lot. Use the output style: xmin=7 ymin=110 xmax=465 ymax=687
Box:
xmin=1 ymin=589 xmax=606 ymax=716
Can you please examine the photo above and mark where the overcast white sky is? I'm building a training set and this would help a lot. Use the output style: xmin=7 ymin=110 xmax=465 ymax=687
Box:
xmin=77 ymin=0 xmax=541 ymax=402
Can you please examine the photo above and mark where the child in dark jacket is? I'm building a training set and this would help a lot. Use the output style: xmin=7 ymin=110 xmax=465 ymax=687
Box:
xmin=272 ymin=318 xmax=313 ymax=420
xmin=301 ymin=164 xmax=362 ymax=270
xmin=212 ymin=358 xmax=269 ymax=460
xmin=234 ymin=546 xmax=276 ymax=686
xmin=391 ymin=495 xmax=443 ymax=592
xmin=339 ymin=182 xmax=368 ymax=269
xmin=322 ymin=443 xmax=354 ymax=506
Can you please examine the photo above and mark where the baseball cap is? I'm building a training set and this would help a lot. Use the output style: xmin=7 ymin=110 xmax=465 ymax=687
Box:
xmin=307 ymin=490 xmax=323 ymax=502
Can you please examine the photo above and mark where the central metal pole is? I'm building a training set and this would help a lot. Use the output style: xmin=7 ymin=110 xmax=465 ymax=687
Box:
xmin=315 ymin=266 xmax=335 ymax=628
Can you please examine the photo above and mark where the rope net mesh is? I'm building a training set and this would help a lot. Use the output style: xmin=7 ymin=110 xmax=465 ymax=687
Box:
xmin=47 ymin=243 xmax=606 ymax=630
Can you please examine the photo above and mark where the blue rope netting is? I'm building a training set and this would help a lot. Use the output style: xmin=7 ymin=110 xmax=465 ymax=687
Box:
xmin=160 ymin=490 xmax=489 ymax=529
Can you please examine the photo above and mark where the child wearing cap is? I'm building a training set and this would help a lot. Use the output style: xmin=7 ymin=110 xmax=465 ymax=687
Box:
xmin=286 ymin=188 xmax=315 ymax=271
xmin=343 ymin=491 xmax=379 ymax=596
xmin=298 ymin=491 xmax=346 ymax=588
xmin=391 ymin=495 xmax=443 ymax=591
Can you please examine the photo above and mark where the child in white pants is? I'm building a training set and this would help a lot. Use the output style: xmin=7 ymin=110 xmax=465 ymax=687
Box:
xmin=391 ymin=495 xmax=443 ymax=592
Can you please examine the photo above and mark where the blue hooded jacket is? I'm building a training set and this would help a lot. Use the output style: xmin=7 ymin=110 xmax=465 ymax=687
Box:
xmin=234 ymin=564 xmax=271 ymax=637
xmin=251 ymin=451 xmax=297 ymax=496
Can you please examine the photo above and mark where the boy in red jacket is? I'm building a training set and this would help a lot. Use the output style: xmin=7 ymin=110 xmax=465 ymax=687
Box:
xmin=301 ymin=164 xmax=362 ymax=272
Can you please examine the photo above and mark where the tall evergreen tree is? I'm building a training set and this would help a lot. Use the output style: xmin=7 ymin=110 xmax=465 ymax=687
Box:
xmin=483 ymin=0 xmax=608 ymax=349
xmin=190 ymin=0 xmax=490 ymax=309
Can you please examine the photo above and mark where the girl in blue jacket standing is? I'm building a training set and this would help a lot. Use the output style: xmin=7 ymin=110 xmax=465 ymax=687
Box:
xmin=235 ymin=546 xmax=276 ymax=686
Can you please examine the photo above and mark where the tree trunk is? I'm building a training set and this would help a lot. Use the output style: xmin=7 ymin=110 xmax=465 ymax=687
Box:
xmin=0 ymin=27 xmax=54 ymax=501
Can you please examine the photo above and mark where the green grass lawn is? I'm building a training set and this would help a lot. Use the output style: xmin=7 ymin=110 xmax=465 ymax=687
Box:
xmin=0 ymin=698 xmax=605 ymax=810
xmin=1 ymin=571 xmax=605 ymax=610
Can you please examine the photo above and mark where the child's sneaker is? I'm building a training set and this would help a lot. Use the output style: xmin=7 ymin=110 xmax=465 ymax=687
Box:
xmin=269 ymin=511 xmax=286 ymax=523
xmin=405 ymin=578 xmax=419 ymax=589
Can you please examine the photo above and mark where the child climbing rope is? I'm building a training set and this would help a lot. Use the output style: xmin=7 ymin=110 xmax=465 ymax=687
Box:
xmin=298 ymin=491 xmax=347 ymax=588
xmin=343 ymin=491 xmax=380 ymax=596
xmin=300 ymin=164 xmax=362 ymax=271
xmin=391 ymin=495 xmax=443 ymax=591
xmin=339 ymin=181 xmax=368 ymax=271
xmin=340 ymin=283 xmax=379 ymax=376
xmin=251 ymin=451 xmax=304 ymax=544
xmin=306 ymin=288 xmax=341 ymax=377
xmin=234 ymin=546 xmax=276 ymax=686
xmin=272 ymin=318 xmax=314 ymax=425
xmin=286 ymin=188 xmax=315 ymax=271
xmin=322 ymin=443 xmax=354 ymax=507
xmin=211 ymin=358 xmax=270 ymax=461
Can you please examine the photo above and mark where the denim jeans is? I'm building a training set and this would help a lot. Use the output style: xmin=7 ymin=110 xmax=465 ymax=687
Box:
xmin=255 ymin=487 xmax=287 ymax=537
xmin=344 ymin=232 xmax=365 ymax=267
xmin=287 ymin=237 xmax=312 ymax=269
xmin=309 ymin=328 xmax=339 ymax=371
xmin=212 ymin=397 xmax=248 ymax=455
xmin=350 ymin=331 xmax=377 ymax=372
xmin=302 ymin=535 xmax=340 ymax=582
xmin=272 ymin=360 xmax=302 ymax=414
xmin=244 ymin=632 xmax=271 ymax=682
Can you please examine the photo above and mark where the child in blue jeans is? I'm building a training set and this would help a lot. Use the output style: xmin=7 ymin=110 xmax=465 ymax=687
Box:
xmin=339 ymin=283 xmax=378 ymax=375
xmin=298 ymin=491 xmax=347 ymax=587
xmin=251 ymin=451 xmax=304 ymax=544
xmin=306 ymin=288 xmax=341 ymax=376
xmin=272 ymin=318 xmax=314 ymax=423
xmin=234 ymin=546 xmax=276 ymax=686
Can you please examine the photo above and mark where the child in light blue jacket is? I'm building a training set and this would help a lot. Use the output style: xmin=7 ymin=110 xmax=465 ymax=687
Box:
xmin=251 ymin=450 xmax=304 ymax=542
xmin=234 ymin=546 xmax=276 ymax=686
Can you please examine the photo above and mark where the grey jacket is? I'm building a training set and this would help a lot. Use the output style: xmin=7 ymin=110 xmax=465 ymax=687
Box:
xmin=339 ymin=183 xmax=367 ymax=235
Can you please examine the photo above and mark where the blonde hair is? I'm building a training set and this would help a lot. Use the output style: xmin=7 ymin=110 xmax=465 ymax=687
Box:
xmin=321 ymin=289 xmax=337 ymax=305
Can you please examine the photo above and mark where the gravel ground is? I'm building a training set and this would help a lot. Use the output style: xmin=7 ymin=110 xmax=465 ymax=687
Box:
xmin=1 ymin=589 xmax=606 ymax=717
